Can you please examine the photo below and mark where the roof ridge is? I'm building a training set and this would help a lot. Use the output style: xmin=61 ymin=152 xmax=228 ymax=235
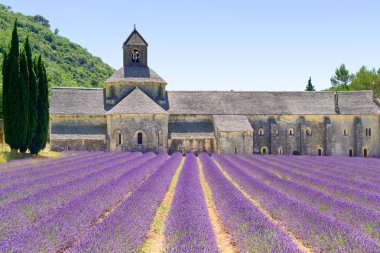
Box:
xmin=51 ymin=87 xmax=103 ymax=90
xmin=167 ymin=90 xmax=373 ymax=93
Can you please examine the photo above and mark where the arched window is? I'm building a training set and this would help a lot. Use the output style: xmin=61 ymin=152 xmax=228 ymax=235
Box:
xmin=343 ymin=128 xmax=349 ymax=136
xmin=137 ymin=132 xmax=143 ymax=144
xmin=258 ymin=128 xmax=264 ymax=136
xmin=234 ymin=147 xmax=238 ymax=154
xmin=369 ymin=128 xmax=372 ymax=136
xmin=278 ymin=147 xmax=283 ymax=155
xmin=261 ymin=146 xmax=268 ymax=155
xmin=365 ymin=128 xmax=368 ymax=136
xmin=318 ymin=149 xmax=322 ymax=156
xmin=132 ymin=49 xmax=140 ymax=63
xmin=364 ymin=148 xmax=368 ymax=157
xmin=288 ymin=128 xmax=294 ymax=136
xmin=349 ymin=149 xmax=353 ymax=157
xmin=306 ymin=127 xmax=312 ymax=136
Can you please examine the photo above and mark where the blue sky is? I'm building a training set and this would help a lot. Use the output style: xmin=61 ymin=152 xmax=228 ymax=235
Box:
xmin=1 ymin=0 xmax=379 ymax=91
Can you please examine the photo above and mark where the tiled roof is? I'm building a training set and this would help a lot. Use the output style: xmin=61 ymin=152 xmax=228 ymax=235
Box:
xmin=167 ymin=91 xmax=380 ymax=115
xmin=106 ymin=87 xmax=168 ymax=115
xmin=213 ymin=115 xmax=253 ymax=132
xmin=123 ymin=28 xmax=148 ymax=46
xmin=50 ymin=134 xmax=106 ymax=140
xmin=50 ymin=88 xmax=380 ymax=116
xmin=170 ymin=132 xmax=215 ymax=139
xmin=105 ymin=67 xmax=166 ymax=84
xmin=50 ymin=87 xmax=106 ymax=115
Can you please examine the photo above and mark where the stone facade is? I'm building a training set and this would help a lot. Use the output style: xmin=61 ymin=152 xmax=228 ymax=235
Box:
xmin=107 ymin=114 xmax=168 ymax=152
xmin=49 ymin=28 xmax=380 ymax=157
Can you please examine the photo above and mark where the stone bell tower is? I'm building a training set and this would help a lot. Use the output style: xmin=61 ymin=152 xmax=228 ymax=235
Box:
xmin=123 ymin=25 xmax=149 ymax=77
xmin=104 ymin=26 xmax=168 ymax=107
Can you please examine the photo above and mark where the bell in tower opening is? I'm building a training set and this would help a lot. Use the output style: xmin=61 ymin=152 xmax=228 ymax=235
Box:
xmin=132 ymin=49 xmax=140 ymax=63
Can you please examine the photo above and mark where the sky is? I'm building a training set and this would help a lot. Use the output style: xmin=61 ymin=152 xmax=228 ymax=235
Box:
xmin=1 ymin=0 xmax=379 ymax=91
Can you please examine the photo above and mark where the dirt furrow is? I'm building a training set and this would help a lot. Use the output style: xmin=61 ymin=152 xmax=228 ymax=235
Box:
xmin=197 ymin=158 xmax=237 ymax=253
xmin=140 ymin=157 xmax=185 ymax=253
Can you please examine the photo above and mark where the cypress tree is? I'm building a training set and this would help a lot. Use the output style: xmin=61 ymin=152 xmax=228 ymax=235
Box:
xmin=5 ymin=21 xmax=29 ymax=151
xmin=19 ymin=50 xmax=30 ymax=153
xmin=305 ymin=77 xmax=315 ymax=91
xmin=30 ymin=55 xmax=49 ymax=155
xmin=21 ymin=37 xmax=37 ymax=153
xmin=2 ymin=52 xmax=9 ymax=138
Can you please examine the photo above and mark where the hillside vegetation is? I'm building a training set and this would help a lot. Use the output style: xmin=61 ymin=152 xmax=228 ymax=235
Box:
xmin=0 ymin=4 xmax=114 ymax=89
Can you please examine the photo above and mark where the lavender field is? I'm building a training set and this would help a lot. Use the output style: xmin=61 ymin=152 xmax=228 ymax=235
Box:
xmin=0 ymin=152 xmax=380 ymax=252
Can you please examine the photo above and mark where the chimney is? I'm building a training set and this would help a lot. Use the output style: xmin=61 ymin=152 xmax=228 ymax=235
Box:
xmin=334 ymin=91 xmax=340 ymax=113
xmin=372 ymin=81 xmax=377 ymax=102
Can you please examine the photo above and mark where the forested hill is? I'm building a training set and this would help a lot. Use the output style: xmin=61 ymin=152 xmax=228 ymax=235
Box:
xmin=0 ymin=4 xmax=114 ymax=88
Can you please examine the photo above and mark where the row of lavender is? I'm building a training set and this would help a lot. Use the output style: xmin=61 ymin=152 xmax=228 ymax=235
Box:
xmin=213 ymin=154 xmax=380 ymax=252
xmin=252 ymin=155 xmax=380 ymax=211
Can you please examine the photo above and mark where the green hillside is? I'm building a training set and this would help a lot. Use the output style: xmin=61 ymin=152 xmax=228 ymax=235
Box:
xmin=0 ymin=4 xmax=114 ymax=89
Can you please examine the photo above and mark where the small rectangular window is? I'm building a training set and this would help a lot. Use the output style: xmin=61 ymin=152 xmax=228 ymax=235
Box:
xmin=158 ymin=131 xmax=164 ymax=145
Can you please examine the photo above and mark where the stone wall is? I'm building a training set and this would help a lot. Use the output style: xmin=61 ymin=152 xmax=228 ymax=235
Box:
xmin=168 ymin=137 xmax=216 ymax=155
xmin=48 ymin=112 xmax=379 ymax=157
xmin=51 ymin=138 xmax=107 ymax=151
xmin=329 ymin=114 xmax=380 ymax=157
xmin=50 ymin=115 xmax=107 ymax=134
xmin=169 ymin=115 xmax=214 ymax=133
xmin=50 ymin=115 xmax=107 ymax=151
xmin=107 ymin=114 xmax=168 ymax=152
xmin=216 ymin=131 xmax=253 ymax=154
xmin=248 ymin=114 xmax=380 ymax=157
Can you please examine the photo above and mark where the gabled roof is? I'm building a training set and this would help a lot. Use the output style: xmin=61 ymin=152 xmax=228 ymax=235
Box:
xmin=105 ymin=67 xmax=166 ymax=84
xmin=123 ymin=28 xmax=148 ymax=46
xmin=167 ymin=90 xmax=380 ymax=115
xmin=213 ymin=115 xmax=253 ymax=132
xmin=50 ymin=87 xmax=106 ymax=115
xmin=106 ymin=88 xmax=168 ymax=115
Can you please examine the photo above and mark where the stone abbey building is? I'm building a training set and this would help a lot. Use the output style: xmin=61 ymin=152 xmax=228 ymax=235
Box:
xmin=50 ymin=28 xmax=380 ymax=157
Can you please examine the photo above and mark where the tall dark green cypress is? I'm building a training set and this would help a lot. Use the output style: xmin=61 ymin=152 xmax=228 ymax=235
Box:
xmin=19 ymin=50 xmax=30 ymax=153
xmin=2 ymin=52 xmax=9 ymax=137
xmin=5 ymin=21 xmax=28 ymax=151
xmin=21 ymin=37 xmax=37 ymax=153
xmin=30 ymin=55 xmax=49 ymax=155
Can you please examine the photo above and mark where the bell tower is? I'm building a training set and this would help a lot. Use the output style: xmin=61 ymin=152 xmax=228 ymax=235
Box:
xmin=123 ymin=25 xmax=149 ymax=77
xmin=104 ymin=26 xmax=167 ymax=107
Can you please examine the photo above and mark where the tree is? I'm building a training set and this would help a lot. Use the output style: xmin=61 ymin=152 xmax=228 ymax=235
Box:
xmin=2 ymin=52 xmax=8 ymax=123
xmin=33 ymin=15 xmax=50 ymax=28
xmin=21 ymin=37 xmax=38 ymax=153
xmin=330 ymin=64 xmax=352 ymax=90
xmin=3 ymin=21 xmax=29 ymax=151
xmin=350 ymin=66 xmax=380 ymax=97
xmin=30 ymin=55 xmax=49 ymax=155
xmin=305 ymin=77 xmax=315 ymax=91
xmin=19 ymin=50 xmax=29 ymax=152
